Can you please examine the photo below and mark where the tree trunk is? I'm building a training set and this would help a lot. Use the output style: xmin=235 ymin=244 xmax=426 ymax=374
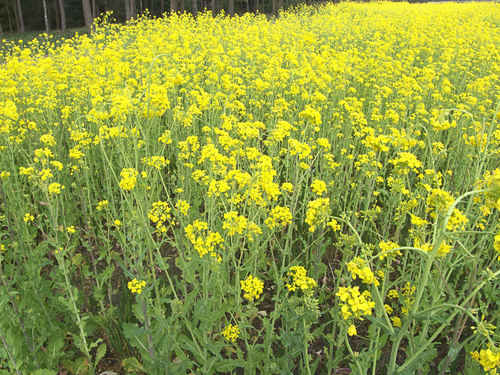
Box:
xmin=272 ymin=0 xmax=278 ymax=15
xmin=211 ymin=0 xmax=216 ymax=16
xmin=191 ymin=0 xmax=197 ymax=16
xmin=54 ymin=3 xmax=61 ymax=30
xmin=15 ymin=0 xmax=24 ymax=33
xmin=82 ymin=0 xmax=93 ymax=32
xmin=58 ymin=0 xmax=67 ymax=31
xmin=0 ymin=23 xmax=2 ymax=36
xmin=228 ymin=0 xmax=234 ymax=16
xmin=129 ymin=0 xmax=136 ymax=18
xmin=42 ymin=0 xmax=50 ymax=31
xmin=6 ymin=1 xmax=13 ymax=32
xmin=160 ymin=0 xmax=164 ymax=14
xmin=125 ymin=0 xmax=130 ymax=20
xmin=179 ymin=0 xmax=184 ymax=12
xmin=170 ymin=0 xmax=178 ymax=14
xmin=92 ymin=0 xmax=97 ymax=18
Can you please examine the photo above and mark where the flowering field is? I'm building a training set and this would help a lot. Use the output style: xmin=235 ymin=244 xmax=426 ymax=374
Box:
xmin=0 ymin=2 xmax=499 ymax=374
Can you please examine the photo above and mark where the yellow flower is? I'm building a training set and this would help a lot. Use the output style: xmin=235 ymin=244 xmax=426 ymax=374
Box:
xmin=222 ymin=211 xmax=248 ymax=236
xmin=391 ymin=316 xmax=402 ymax=328
xmin=19 ymin=167 xmax=35 ymax=177
xmin=347 ymin=324 xmax=357 ymax=336
xmin=310 ymin=179 xmax=327 ymax=196
xmin=378 ymin=240 xmax=401 ymax=260
xmin=175 ymin=200 xmax=190 ymax=216
xmin=305 ymin=198 xmax=331 ymax=232
xmin=494 ymin=232 xmax=500 ymax=259
xmin=336 ymin=286 xmax=375 ymax=321
xmin=96 ymin=200 xmax=109 ymax=211
xmin=240 ymin=275 xmax=264 ymax=302
xmin=222 ymin=324 xmax=240 ymax=343
xmin=265 ymin=206 xmax=292 ymax=229
xmin=142 ymin=156 xmax=169 ymax=170
xmin=286 ymin=266 xmax=316 ymax=293
xmin=23 ymin=213 xmax=35 ymax=223
xmin=128 ymin=278 xmax=146 ymax=294
xmin=149 ymin=201 xmax=173 ymax=234
xmin=281 ymin=182 xmax=294 ymax=193
xmin=346 ymin=257 xmax=380 ymax=286
xmin=119 ymin=168 xmax=138 ymax=191
xmin=66 ymin=226 xmax=76 ymax=234
xmin=470 ymin=344 xmax=500 ymax=373
xmin=48 ymin=183 xmax=64 ymax=195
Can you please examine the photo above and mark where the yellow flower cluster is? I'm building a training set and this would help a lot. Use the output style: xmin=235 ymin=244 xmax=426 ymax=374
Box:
xmin=414 ymin=238 xmax=452 ymax=258
xmin=494 ymin=232 xmax=500 ymax=260
xmin=310 ymin=179 xmax=327 ymax=196
xmin=185 ymin=220 xmax=224 ymax=261
xmin=23 ymin=213 xmax=35 ymax=223
xmin=142 ymin=156 xmax=169 ymax=170
xmin=336 ymin=286 xmax=375 ymax=321
xmin=128 ymin=278 xmax=146 ymax=294
xmin=175 ymin=200 xmax=190 ymax=216
xmin=222 ymin=324 xmax=240 ymax=343
xmin=119 ymin=168 xmax=139 ymax=191
xmin=346 ymin=257 xmax=380 ymax=286
xmin=305 ymin=198 xmax=331 ymax=232
xmin=240 ymin=275 xmax=264 ymax=302
xmin=378 ymin=240 xmax=401 ymax=260
xmin=148 ymin=201 xmax=173 ymax=235
xmin=285 ymin=266 xmax=316 ymax=293
xmin=471 ymin=345 xmax=500 ymax=374
xmin=96 ymin=200 xmax=109 ymax=211
xmin=48 ymin=182 xmax=64 ymax=195
xmin=265 ymin=206 xmax=292 ymax=229
xmin=483 ymin=169 xmax=500 ymax=211
xmin=222 ymin=211 xmax=261 ymax=241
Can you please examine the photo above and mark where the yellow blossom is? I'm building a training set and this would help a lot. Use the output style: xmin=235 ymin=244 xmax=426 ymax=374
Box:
xmin=240 ymin=275 xmax=264 ymax=302
xmin=48 ymin=183 xmax=64 ymax=195
xmin=128 ymin=278 xmax=146 ymax=294
xmin=222 ymin=324 xmax=240 ymax=343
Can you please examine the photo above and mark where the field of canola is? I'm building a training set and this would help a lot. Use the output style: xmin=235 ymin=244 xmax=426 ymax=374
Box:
xmin=0 ymin=2 xmax=499 ymax=374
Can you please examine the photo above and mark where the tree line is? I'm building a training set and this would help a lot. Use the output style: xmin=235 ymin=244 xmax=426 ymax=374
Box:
xmin=0 ymin=0 xmax=304 ymax=35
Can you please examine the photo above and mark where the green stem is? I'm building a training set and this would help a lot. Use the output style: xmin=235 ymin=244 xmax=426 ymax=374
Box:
xmin=344 ymin=332 xmax=364 ymax=375
xmin=398 ymin=269 xmax=499 ymax=373
xmin=0 ymin=333 xmax=21 ymax=375
xmin=387 ymin=189 xmax=483 ymax=374
xmin=303 ymin=318 xmax=312 ymax=375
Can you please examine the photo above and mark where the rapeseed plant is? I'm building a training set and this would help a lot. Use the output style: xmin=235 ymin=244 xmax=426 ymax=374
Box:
xmin=0 ymin=2 xmax=498 ymax=374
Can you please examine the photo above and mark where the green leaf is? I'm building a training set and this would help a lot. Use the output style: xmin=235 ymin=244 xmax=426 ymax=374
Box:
xmin=366 ymin=316 xmax=395 ymax=336
xmin=95 ymin=343 xmax=107 ymax=365
xmin=398 ymin=347 xmax=437 ymax=375
xmin=61 ymin=356 xmax=90 ymax=375
xmin=32 ymin=370 xmax=57 ymax=375
xmin=178 ymin=334 xmax=204 ymax=363
xmin=122 ymin=357 xmax=145 ymax=372
xmin=46 ymin=335 xmax=64 ymax=365
xmin=72 ymin=253 xmax=83 ymax=266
